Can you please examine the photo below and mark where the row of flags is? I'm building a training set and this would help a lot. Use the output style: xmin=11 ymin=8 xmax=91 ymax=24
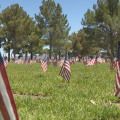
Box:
xmin=40 ymin=42 xmax=120 ymax=100
xmin=83 ymin=57 xmax=105 ymax=66
xmin=41 ymin=52 xmax=71 ymax=82
xmin=0 ymin=53 xmax=71 ymax=120
xmin=1 ymin=41 xmax=120 ymax=119
xmin=0 ymin=53 xmax=70 ymax=120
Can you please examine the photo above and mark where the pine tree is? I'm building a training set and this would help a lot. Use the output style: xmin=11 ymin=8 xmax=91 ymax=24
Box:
xmin=82 ymin=0 xmax=120 ymax=58
xmin=35 ymin=0 xmax=70 ymax=59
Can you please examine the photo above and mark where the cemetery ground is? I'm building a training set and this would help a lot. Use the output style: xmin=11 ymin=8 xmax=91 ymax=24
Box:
xmin=7 ymin=62 xmax=120 ymax=120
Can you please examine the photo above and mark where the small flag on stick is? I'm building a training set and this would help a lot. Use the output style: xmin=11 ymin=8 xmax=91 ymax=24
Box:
xmin=87 ymin=56 xmax=96 ymax=66
xmin=25 ymin=60 xmax=27 ymax=66
xmin=115 ymin=41 xmax=120 ymax=98
xmin=47 ymin=59 xmax=51 ymax=66
xmin=110 ymin=58 xmax=116 ymax=70
xmin=4 ymin=59 xmax=8 ymax=68
xmin=59 ymin=52 xmax=71 ymax=82
xmin=52 ymin=59 xmax=57 ymax=68
xmin=0 ymin=52 xmax=19 ymax=120
xmin=41 ymin=58 xmax=47 ymax=72
xmin=28 ymin=57 xmax=31 ymax=67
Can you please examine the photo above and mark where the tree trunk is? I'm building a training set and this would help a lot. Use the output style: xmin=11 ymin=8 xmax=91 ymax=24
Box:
xmin=49 ymin=33 xmax=52 ymax=59
xmin=110 ymin=32 xmax=114 ymax=59
xmin=49 ymin=41 xmax=52 ymax=59
xmin=0 ymin=39 xmax=1 ymax=48
xmin=59 ymin=50 xmax=61 ymax=60
xmin=30 ymin=53 xmax=33 ymax=60
xmin=55 ymin=54 xmax=57 ymax=60
xmin=25 ymin=52 xmax=27 ymax=61
xmin=8 ymin=47 xmax=10 ymax=62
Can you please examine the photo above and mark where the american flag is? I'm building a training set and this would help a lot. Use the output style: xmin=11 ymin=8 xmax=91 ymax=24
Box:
xmin=69 ymin=59 xmax=73 ymax=65
xmin=115 ymin=41 xmax=120 ymax=98
xmin=0 ymin=52 xmax=19 ymax=120
xmin=97 ymin=56 xmax=103 ymax=63
xmin=29 ymin=60 xmax=31 ymax=67
xmin=4 ymin=60 xmax=8 ymax=68
xmin=59 ymin=60 xmax=64 ymax=66
xmin=28 ymin=57 xmax=31 ymax=67
xmin=25 ymin=60 xmax=27 ymax=66
xmin=87 ymin=56 xmax=97 ymax=66
xmin=47 ymin=59 xmax=51 ymax=66
xmin=59 ymin=52 xmax=71 ymax=82
xmin=52 ymin=59 xmax=57 ymax=68
xmin=110 ymin=59 xmax=116 ymax=70
xmin=41 ymin=58 xmax=47 ymax=72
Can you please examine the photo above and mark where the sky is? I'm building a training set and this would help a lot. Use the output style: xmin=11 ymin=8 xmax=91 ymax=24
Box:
xmin=0 ymin=0 xmax=97 ymax=55
xmin=0 ymin=0 xmax=97 ymax=34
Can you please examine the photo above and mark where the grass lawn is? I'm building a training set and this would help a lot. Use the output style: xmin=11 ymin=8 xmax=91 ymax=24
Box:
xmin=6 ymin=62 xmax=120 ymax=120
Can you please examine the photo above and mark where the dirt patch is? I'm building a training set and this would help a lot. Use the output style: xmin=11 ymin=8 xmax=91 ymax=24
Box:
xmin=111 ymin=103 xmax=120 ymax=109
xmin=13 ymin=93 xmax=51 ymax=99
xmin=109 ymin=101 xmax=120 ymax=109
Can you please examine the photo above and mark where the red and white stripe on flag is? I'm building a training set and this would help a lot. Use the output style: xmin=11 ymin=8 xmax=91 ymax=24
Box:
xmin=4 ymin=60 xmax=8 ymax=68
xmin=87 ymin=58 xmax=96 ymax=66
xmin=110 ymin=60 xmax=116 ymax=70
xmin=0 ymin=57 xmax=19 ymax=119
xmin=41 ymin=61 xmax=47 ymax=72
xmin=52 ymin=59 xmax=57 ymax=68
xmin=114 ymin=61 xmax=120 ymax=98
xmin=59 ymin=60 xmax=71 ymax=82
xmin=28 ymin=60 xmax=32 ymax=67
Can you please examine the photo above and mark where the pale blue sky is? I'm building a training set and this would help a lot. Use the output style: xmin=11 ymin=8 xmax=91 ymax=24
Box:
xmin=0 ymin=0 xmax=97 ymax=55
xmin=0 ymin=0 xmax=97 ymax=34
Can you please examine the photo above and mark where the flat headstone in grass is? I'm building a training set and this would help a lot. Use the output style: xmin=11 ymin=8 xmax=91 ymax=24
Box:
xmin=109 ymin=101 xmax=120 ymax=109
xmin=113 ymin=103 xmax=120 ymax=109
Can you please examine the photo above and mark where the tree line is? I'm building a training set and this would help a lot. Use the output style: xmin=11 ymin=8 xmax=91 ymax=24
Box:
xmin=0 ymin=0 xmax=120 ymax=61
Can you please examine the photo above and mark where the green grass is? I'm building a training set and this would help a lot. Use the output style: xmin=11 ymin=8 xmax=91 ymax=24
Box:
xmin=6 ymin=62 xmax=120 ymax=120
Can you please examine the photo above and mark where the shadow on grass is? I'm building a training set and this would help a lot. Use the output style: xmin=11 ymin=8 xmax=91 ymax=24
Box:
xmin=39 ymin=74 xmax=44 ymax=77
